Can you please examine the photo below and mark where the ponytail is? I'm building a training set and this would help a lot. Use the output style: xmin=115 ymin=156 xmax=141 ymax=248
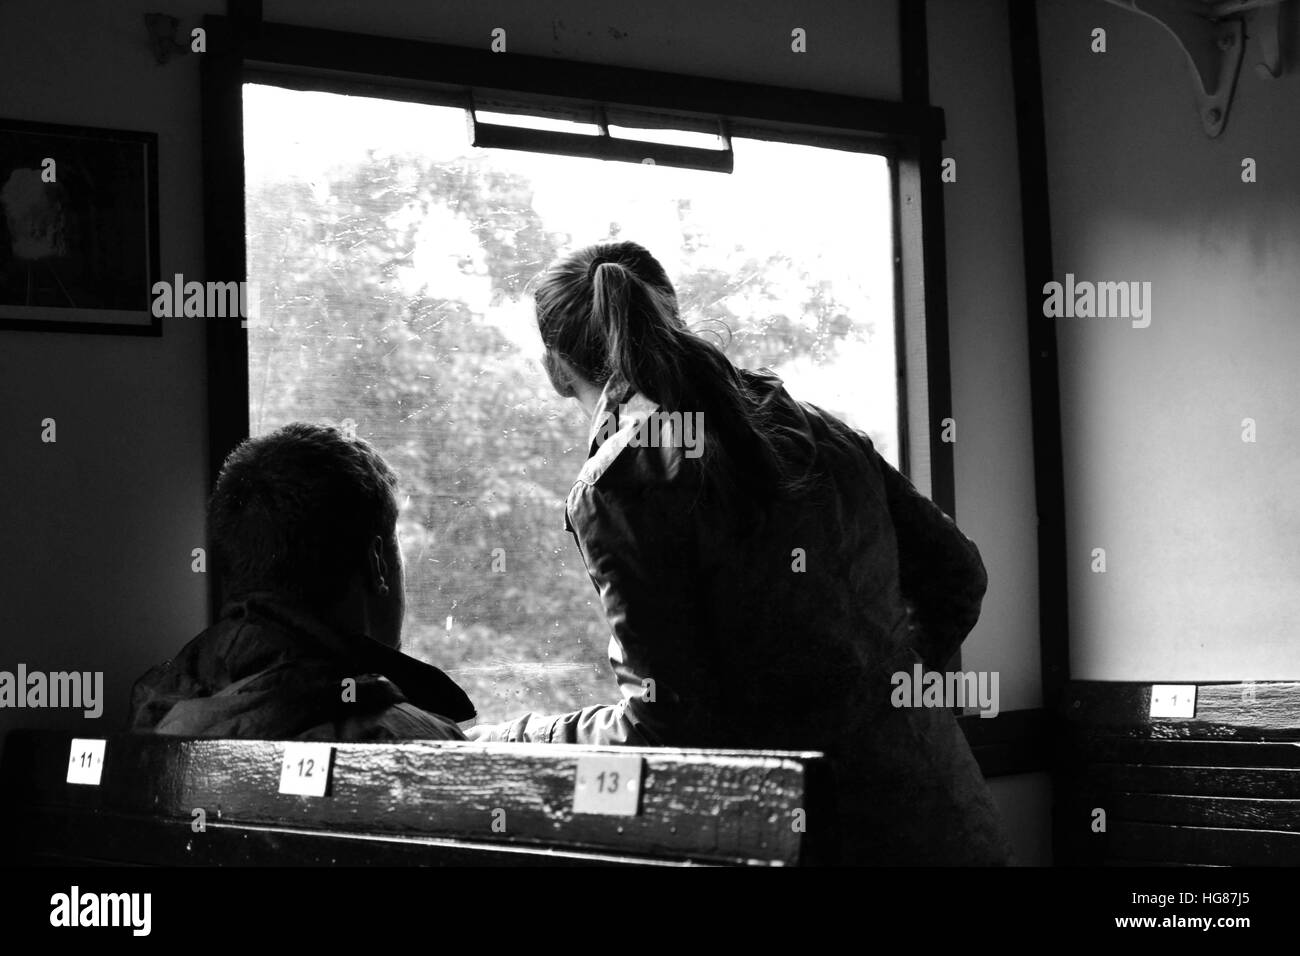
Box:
xmin=536 ymin=241 xmax=811 ymax=506
xmin=591 ymin=261 xmax=687 ymax=411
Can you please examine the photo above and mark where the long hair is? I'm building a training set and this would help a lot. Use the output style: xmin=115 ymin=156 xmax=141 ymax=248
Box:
xmin=533 ymin=240 xmax=805 ymax=505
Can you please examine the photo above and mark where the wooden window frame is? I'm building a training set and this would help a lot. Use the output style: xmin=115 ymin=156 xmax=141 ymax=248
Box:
xmin=200 ymin=11 xmax=954 ymax=581
xmin=197 ymin=10 xmax=999 ymax=763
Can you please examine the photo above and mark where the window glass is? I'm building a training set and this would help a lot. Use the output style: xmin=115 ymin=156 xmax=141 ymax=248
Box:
xmin=244 ymin=84 xmax=896 ymax=722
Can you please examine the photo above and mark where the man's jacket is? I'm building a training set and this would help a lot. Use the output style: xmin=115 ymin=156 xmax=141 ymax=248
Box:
xmin=474 ymin=369 xmax=1011 ymax=865
xmin=129 ymin=593 xmax=474 ymax=741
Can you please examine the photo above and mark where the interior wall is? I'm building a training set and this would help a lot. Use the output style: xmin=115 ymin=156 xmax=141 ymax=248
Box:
xmin=929 ymin=0 xmax=1042 ymax=711
xmin=267 ymin=0 xmax=901 ymax=97
xmin=1037 ymin=0 xmax=1300 ymax=680
xmin=927 ymin=0 xmax=1050 ymax=865
xmin=0 ymin=0 xmax=219 ymax=747
xmin=0 ymin=0 xmax=900 ymax=742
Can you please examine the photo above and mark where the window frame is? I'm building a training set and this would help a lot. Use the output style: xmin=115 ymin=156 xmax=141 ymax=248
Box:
xmin=199 ymin=14 xmax=953 ymax=617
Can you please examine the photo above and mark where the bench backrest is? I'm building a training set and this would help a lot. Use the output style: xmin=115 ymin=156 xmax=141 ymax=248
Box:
xmin=1060 ymin=680 xmax=1300 ymax=866
xmin=0 ymin=729 xmax=833 ymax=866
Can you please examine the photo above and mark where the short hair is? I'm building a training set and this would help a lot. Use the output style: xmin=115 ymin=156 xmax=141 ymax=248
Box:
xmin=209 ymin=422 xmax=400 ymax=607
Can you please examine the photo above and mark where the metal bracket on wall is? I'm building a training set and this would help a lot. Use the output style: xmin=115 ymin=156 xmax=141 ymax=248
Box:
xmin=1104 ymin=0 xmax=1288 ymax=137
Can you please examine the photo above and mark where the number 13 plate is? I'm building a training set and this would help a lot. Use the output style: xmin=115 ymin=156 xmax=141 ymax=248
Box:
xmin=573 ymin=755 xmax=644 ymax=816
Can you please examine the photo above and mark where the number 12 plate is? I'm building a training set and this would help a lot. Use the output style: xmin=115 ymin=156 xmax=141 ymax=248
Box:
xmin=278 ymin=742 xmax=334 ymax=796
xmin=573 ymin=755 xmax=644 ymax=816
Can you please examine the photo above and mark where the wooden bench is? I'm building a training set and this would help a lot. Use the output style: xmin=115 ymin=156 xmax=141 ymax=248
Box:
xmin=0 ymin=729 xmax=834 ymax=866
xmin=1059 ymin=680 xmax=1300 ymax=866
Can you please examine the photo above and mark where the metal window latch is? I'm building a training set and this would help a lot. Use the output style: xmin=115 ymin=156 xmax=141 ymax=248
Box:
xmin=1103 ymin=0 xmax=1289 ymax=138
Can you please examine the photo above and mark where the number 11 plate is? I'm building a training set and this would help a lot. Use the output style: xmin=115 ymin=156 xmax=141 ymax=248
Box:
xmin=573 ymin=755 xmax=644 ymax=816
xmin=66 ymin=738 xmax=106 ymax=785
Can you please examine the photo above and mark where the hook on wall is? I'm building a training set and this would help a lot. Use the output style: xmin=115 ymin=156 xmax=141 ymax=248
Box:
xmin=1249 ymin=2 xmax=1284 ymax=77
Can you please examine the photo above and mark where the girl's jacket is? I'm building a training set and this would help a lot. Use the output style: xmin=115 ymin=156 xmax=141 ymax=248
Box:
xmin=475 ymin=369 xmax=1012 ymax=865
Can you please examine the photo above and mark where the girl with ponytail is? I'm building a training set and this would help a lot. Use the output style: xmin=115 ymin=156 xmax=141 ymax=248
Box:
xmin=537 ymin=241 xmax=799 ymax=507
xmin=468 ymin=240 xmax=1011 ymax=866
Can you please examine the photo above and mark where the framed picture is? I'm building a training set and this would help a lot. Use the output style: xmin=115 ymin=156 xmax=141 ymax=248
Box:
xmin=0 ymin=118 xmax=160 ymax=335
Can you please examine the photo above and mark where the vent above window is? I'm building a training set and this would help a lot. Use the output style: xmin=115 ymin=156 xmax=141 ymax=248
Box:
xmin=467 ymin=101 xmax=734 ymax=173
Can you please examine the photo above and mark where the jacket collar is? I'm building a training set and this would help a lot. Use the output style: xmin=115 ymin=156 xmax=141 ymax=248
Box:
xmin=584 ymin=377 xmax=645 ymax=453
xmin=224 ymin=593 xmax=477 ymax=723
xmin=582 ymin=367 xmax=792 ymax=459
xmin=577 ymin=378 xmax=662 ymax=485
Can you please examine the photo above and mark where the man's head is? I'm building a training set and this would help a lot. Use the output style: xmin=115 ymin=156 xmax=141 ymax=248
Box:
xmin=209 ymin=422 xmax=405 ymax=648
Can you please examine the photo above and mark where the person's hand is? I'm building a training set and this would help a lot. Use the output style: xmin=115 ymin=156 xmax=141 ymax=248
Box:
xmin=463 ymin=723 xmax=495 ymax=742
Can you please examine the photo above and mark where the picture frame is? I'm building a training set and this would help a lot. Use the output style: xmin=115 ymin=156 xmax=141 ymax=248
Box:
xmin=0 ymin=117 xmax=160 ymax=335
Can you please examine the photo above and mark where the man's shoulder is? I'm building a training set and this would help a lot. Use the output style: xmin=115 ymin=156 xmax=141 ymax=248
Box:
xmin=129 ymin=598 xmax=477 ymax=737
xmin=310 ymin=698 xmax=467 ymax=742
xmin=127 ymin=614 xmax=249 ymax=730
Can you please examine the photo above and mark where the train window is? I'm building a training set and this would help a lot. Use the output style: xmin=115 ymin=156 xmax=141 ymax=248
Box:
xmin=242 ymin=83 xmax=897 ymax=722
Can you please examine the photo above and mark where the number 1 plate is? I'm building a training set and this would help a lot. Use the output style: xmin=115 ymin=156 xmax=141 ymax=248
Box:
xmin=1150 ymin=684 xmax=1196 ymax=719
xmin=278 ymin=742 xmax=333 ymax=796
xmin=573 ymin=755 xmax=644 ymax=816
